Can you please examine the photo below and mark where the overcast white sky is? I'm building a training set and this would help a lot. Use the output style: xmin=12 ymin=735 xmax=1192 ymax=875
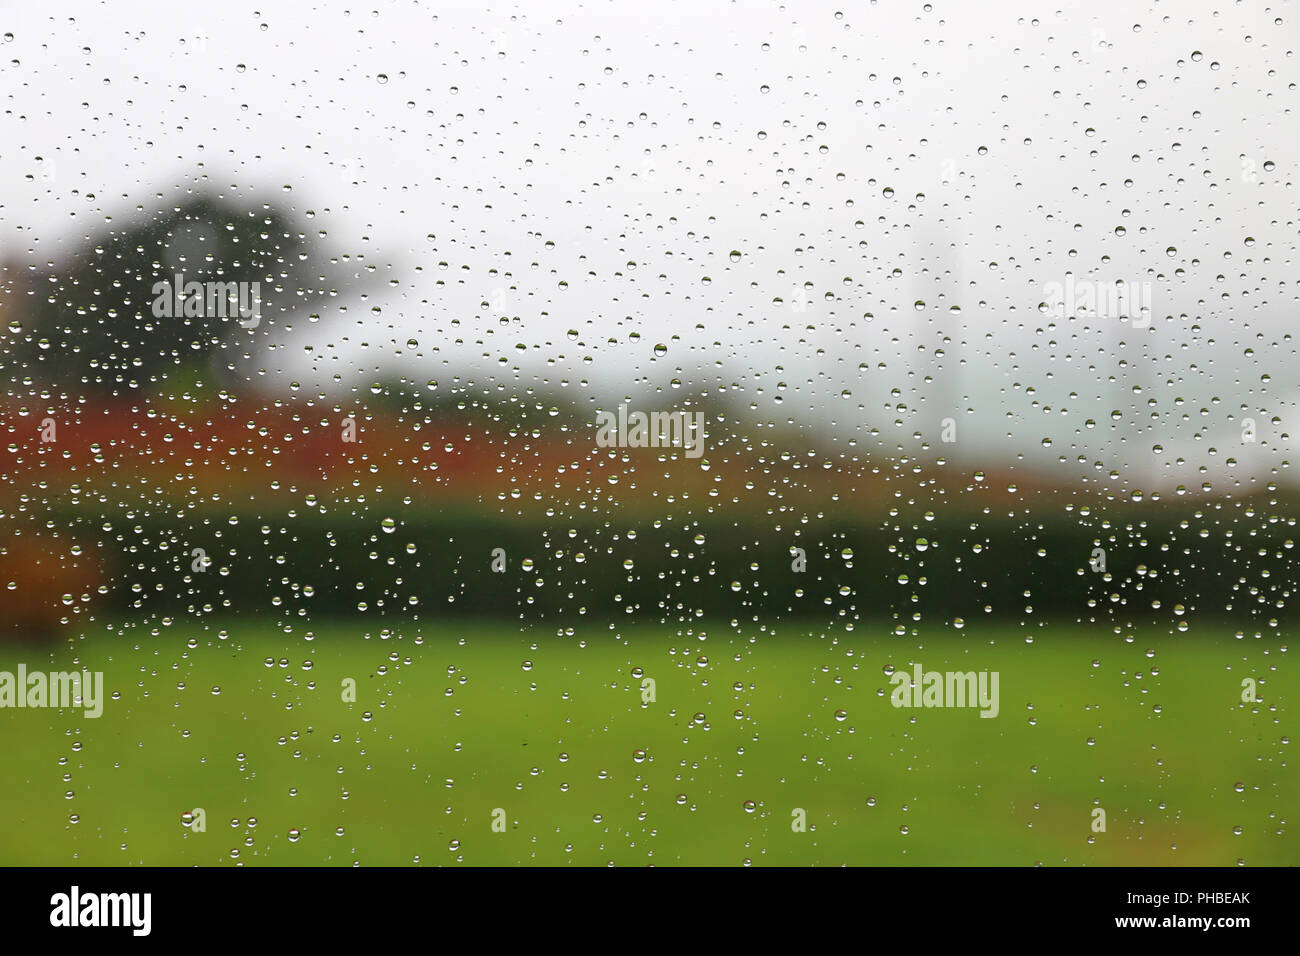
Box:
xmin=1 ymin=0 xmax=1297 ymax=486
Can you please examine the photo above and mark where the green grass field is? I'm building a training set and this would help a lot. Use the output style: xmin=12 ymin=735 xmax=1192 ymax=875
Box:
xmin=1 ymin=619 xmax=1293 ymax=865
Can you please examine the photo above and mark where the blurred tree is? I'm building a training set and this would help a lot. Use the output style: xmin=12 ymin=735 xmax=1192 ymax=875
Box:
xmin=0 ymin=194 xmax=341 ymax=399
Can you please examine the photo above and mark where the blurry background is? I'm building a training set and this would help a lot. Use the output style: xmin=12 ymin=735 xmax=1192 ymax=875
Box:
xmin=0 ymin=0 xmax=1294 ymax=865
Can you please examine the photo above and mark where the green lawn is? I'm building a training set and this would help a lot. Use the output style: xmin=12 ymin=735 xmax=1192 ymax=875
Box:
xmin=1 ymin=619 xmax=1293 ymax=865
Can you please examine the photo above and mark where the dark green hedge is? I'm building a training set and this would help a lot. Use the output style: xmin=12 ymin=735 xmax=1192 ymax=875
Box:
xmin=51 ymin=502 xmax=1296 ymax=628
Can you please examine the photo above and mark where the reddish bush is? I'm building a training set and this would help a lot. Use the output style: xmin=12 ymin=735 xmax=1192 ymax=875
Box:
xmin=0 ymin=534 xmax=102 ymax=640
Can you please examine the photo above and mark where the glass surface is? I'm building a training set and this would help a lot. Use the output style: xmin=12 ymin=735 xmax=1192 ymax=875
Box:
xmin=0 ymin=0 xmax=1294 ymax=867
